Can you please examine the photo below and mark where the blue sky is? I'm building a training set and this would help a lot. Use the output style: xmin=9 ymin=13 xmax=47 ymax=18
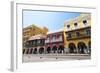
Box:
xmin=23 ymin=10 xmax=80 ymax=32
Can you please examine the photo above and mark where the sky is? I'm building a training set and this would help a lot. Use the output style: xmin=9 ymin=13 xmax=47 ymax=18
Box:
xmin=23 ymin=10 xmax=80 ymax=32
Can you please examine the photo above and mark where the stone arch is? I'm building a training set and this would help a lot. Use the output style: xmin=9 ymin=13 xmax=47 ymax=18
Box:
xmin=33 ymin=48 xmax=37 ymax=54
xmin=58 ymin=45 xmax=64 ymax=53
xmin=52 ymin=45 xmax=57 ymax=53
xmin=39 ymin=47 xmax=44 ymax=54
xmin=68 ymin=43 xmax=76 ymax=53
xmin=78 ymin=42 xmax=87 ymax=54
xmin=47 ymin=46 xmax=51 ymax=54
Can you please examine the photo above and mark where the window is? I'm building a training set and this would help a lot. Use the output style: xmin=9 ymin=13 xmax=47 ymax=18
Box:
xmin=41 ymin=39 xmax=45 ymax=45
xmin=32 ymin=40 xmax=35 ymax=45
xmin=86 ymin=29 xmax=91 ymax=36
xmin=52 ymin=35 xmax=56 ymax=39
xmin=74 ymin=23 xmax=78 ymax=27
xmin=76 ymin=32 xmax=80 ymax=37
xmin=37 ymin=40 xmax=43 ymax=45
xmin=83 ymin=20 xmax=87 ymax=25
xmin=57 ymin=34 xmax=62 ymax=38
xmin=33 ymin=34 xmax=35 ymax=36
xmin=67 ymin=25 xmax=70 ymax=28
xmin=67 ymin=33 xmax=71 ymax=38
xmin=37 ymin=40 xmax=41 ymax=44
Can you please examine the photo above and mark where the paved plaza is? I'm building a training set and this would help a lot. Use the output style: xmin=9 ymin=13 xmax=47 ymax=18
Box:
xmin=22 ymin=54 xmax=91 ymax=62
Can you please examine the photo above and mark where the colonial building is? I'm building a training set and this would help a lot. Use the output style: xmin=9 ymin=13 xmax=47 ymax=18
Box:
xmin=45 ymin=30 xmax=65 ymax=54
xmin=23 ymin=34 xmax=46 ymax=54
xmin=64 ymin=13 xmax=91 ymax=54
xmin=23 ymin=30 xmax=65 ymax=54
xmin=23 ymin=24 xmax=48 ymax=48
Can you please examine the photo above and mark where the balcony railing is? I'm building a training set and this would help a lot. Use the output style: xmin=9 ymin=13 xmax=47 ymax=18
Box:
xmin=51 ymin=37 xmax=63 ymax=42
xmin=45 ymin=39 xmax=50 ymax=43
xmin=67 ymin=33 xmax=90 ymax=40
xmin=45 ymin=37 xmax=63 ymax=43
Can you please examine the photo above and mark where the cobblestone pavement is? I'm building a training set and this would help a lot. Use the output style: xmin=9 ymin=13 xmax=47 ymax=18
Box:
xmin=22 ymin=54 xmax=91 ymax=62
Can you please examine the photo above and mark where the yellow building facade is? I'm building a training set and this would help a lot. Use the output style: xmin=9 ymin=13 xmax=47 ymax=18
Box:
xmin=64 ymin=13 xmax=91 ymax=54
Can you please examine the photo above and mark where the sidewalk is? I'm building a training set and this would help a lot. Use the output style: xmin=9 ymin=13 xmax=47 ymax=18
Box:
xmin=22 ymin=54 xmax=91 ymax=62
